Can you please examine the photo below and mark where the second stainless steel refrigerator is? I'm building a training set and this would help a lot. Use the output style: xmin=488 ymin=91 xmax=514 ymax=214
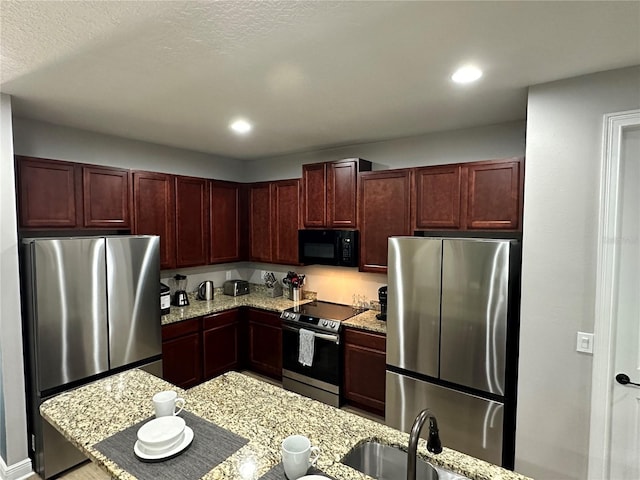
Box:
xmin=385 ymin=236 xmax=520 ymax=468
xmin=22 ymin=236 xmax=162 ymax=479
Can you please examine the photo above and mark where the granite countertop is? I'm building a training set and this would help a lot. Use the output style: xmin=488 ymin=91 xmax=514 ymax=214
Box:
xmin=162 ymin=288 xmax=387 ymax=335
xmin=41 ymin=369 xmax=532 ymax=480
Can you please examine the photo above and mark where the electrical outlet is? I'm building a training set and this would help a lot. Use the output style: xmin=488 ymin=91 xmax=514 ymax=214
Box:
xmin=576 ymin=332 xmax=594 ymax=354
xmin=226 ymin=271 xmax=232 ymax=280
xmin=261 ymin=270 xmax=266 ymax=279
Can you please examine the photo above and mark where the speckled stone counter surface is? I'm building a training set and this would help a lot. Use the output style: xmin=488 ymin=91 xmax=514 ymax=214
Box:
xmin=41 ymin=370 xmax=531 ymax=480
xmin=161 ymin=289 xmax=314 ymax=326
xmin=342 ymin=310 xmax=387 ymax=334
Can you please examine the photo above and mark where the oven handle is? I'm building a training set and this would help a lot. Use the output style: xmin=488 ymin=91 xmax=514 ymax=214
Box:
xmin=282 ymin=324 xmax=340 ymax=345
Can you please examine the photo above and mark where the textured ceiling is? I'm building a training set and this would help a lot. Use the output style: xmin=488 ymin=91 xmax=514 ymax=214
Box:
xmin=1 ymin=1 xmax=639 ymax=160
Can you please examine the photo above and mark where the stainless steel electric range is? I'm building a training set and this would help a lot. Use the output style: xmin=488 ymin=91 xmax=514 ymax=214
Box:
xmin=280 ymin=301 xmax=364 ymax=407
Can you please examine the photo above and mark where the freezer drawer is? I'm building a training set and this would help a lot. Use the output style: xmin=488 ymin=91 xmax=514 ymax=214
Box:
xmin=387 ymin=237 xmax=441 ymax=378
xmin=386 ymin=370 xmax=504 ymax=466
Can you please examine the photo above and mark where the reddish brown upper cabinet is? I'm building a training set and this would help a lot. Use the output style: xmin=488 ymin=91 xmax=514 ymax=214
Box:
xmin=358 ymin=169 xmax=412 ymax=274
xmin=175 ymin=176 xmax=209 ymax=267
xmin=82 ymin=165 xmax=131 ymax=229
xmin=302 ymin=158 xmax=371 ymax=228
xmin=17 ymin=156 xmax=81 ymax=228
xmin=209 ymin=180 xmax=241 ymax=264
xmin=413 ymin=157 xmax=524 ymax=232
xmin=248 ymin=182 xmax=273 ymax=262
xmin=414 ymin=165 xmax=462 ymax=229
xmin=343 ymin=328 xmax=386 ymax=416
xmin=466 ymin=158 xmax=523 ymax=230
xmin=272 ymin=179 xmax=301 ymax=265
xmin=132 ymin=171 xmax=176 ymax=269
xmin=302 ymin=163 xmax=327 ymax=227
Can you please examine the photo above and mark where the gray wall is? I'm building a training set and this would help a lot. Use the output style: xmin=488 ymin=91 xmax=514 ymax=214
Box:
xmin=243 ymin=121 xmax=525 ymax=181
xmin=12 ymin=117 xmax=243 ymax=181
xmin=0 ymin=94 xmax=30 ymax=471
xmin=516 ymin=66 xmax=640 ymax=479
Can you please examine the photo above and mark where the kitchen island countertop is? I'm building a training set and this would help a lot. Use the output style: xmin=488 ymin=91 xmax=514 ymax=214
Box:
xmin=40 ymin=369 xmax=531 ymax=480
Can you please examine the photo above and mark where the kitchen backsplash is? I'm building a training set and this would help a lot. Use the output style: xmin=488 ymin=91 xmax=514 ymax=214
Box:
xmin=161 ymin=263 xmax=387 ymax=308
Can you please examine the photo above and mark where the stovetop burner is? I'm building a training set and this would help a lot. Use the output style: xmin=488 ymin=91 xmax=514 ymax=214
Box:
xmin=280 ymin=301 xmax=365 ymax=332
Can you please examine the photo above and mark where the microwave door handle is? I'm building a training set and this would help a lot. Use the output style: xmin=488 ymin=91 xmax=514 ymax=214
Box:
xmin=336 ymin=234 xmax=342 ymax=265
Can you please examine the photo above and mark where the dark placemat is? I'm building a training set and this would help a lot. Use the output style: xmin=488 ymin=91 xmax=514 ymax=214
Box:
xmin=259 ymin=462 xmax=336 ymax=480
xmin=94 ymin=410 xmax=248 ymax=480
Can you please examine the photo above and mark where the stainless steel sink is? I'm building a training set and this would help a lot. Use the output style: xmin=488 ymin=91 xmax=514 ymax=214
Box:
xmin=341 ymin=441 xmax=470 ymax=480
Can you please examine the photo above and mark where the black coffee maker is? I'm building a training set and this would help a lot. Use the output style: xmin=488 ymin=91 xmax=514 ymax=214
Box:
xmin=376 ymin=285 xmax=387 ymax=321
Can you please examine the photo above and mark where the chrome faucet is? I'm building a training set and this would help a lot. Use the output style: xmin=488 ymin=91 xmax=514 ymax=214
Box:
xmin=407 ymin=408 xmax=442 ymax=480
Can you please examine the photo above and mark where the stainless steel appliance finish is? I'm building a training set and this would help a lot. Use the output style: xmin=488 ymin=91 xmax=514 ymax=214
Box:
xmin=223 ymin=279 xmax=249 ymax=296
xmin=387 ymin=238 xmax=442 ymax=378
xmin=281 ymin=301 xmax=361 ymax=406
xmin=22 ymin=236 xmax=162 ymax=479
xmin=197 ymin=280 xmax=214 ymax=300
xmin=386 ymin=370 xmax=504 ymax=466
xmin=386 ymin=236 xmax=519 ymax=468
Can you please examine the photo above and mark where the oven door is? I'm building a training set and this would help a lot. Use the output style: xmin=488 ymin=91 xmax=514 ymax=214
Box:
xmin=281 ymin=323 xmax=342 ymax=387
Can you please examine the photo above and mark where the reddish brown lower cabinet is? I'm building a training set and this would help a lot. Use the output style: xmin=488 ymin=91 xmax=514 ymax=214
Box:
xmin=247 ymin=309 xmax=282 ymax=380
xmin=202 ymin=310 xmax=241 ymax=380
xmin=343 ymin=328 xmax=386 ymax=416
xmin=358 ymin=169 xmax=412 ymax=273
xmin=161 ymin=317 xmax=202 ymax=389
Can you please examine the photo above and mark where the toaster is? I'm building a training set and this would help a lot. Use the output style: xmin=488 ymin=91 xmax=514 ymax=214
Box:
xmin=223 ymin=279 xmax=250 ymax=296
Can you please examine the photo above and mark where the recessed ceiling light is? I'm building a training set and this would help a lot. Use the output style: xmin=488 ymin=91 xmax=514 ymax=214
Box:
xmin=451 ymin=65 xmax=483 ymax=84
xmin=230 ymin=119 xmax=252 ymax=134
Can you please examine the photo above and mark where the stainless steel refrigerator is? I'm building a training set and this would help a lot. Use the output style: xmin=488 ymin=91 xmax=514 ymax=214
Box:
xmin=385 ymin=236 xmax=520 ymax=469
xmin=21 ymin=236 xmax=163 ymax=479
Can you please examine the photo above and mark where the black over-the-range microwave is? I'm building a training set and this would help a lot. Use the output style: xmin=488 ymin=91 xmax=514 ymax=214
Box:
xmin=298 ymin=229 xmax=358 ymax=267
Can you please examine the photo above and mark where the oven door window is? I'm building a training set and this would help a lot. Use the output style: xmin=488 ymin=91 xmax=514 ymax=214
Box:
xmin=282 ymin=326 xmax=341 ymax=386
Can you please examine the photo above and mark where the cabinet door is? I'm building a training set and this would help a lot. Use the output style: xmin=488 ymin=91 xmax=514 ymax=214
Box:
xmin=17 ymin=156 xmax=80 ymax=228
xmin=414 ymin=165 xmax=462 ymax=229
xmin=359 ymin=170 xmax=412 ymax=273
xmin=344 ymin=328 xmax=386 ymax=415
xmin=210 ymin=180 xmax=241 ymax=263
xmin=466 ymin=159 xmax=522 ymax=230
xmin=247 ymin=309 xmax=282 ymax=380
xmin=273 ymin=180 xmax=301 ymax=265
xmin=202 ymin=310 xmax=239 ymax=380
xmin=82 ymin=166 xmax=131 ymax=228
xmin=175 ymin=176 xmax=209 ymax=267
xmin=328 ymin=160 xmax=358 ymax=228
xmin=162 ymin=318 xmax=202 ymax=389
xmin=132 ymin=171 xmax=176 ymax=269
xmin=249 ymin=183 xmax=273 ymax=262
xmin=302 ymin=163 xmax=327 ymax=227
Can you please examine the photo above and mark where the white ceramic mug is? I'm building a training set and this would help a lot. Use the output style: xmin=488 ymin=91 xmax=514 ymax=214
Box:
xmin=152 ymin=390 xmax=185 ymax=417
xmin=281 ymin=435 xmax=320 ymax=480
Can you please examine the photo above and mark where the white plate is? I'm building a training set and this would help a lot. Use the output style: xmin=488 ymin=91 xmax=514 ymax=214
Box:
xmin=134 ymin=426 xmax=194 ymax=461
xmin=298 ymin=476 xmax=331 ymax=480
xmin=137 ymin=416 xmax=185 ymax=449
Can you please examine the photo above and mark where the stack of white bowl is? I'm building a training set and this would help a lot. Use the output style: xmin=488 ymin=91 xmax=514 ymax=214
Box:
xmin=136 ymin=416 xmax=186 ymax=455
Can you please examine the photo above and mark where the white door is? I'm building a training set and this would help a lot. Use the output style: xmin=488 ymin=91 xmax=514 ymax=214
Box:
xmin=589 ymin=111 xmax=640 ymax=480
xmin=608 ymin=123 xmax=640 ymax=479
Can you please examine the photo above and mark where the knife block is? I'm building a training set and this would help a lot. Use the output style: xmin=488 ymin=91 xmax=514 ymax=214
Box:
xmin=266 ymin=282 xmax=283 ymax=298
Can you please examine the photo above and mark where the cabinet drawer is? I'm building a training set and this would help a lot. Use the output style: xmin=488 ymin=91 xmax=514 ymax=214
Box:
xmin=344 ymin=328 xmax=386 ymax=352
xmin=162 ymin=317 xmax=201 ymax=341
xmin=203 ymin=309 xmax=239 ymax=330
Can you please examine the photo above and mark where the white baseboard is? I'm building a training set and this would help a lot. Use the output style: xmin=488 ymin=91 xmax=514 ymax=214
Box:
xmin=0 ymin=457 xmax=33 ymax=480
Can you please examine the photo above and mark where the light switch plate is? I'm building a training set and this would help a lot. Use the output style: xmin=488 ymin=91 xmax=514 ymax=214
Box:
xmin=576 ymin=332 xmax=594 ymax=354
